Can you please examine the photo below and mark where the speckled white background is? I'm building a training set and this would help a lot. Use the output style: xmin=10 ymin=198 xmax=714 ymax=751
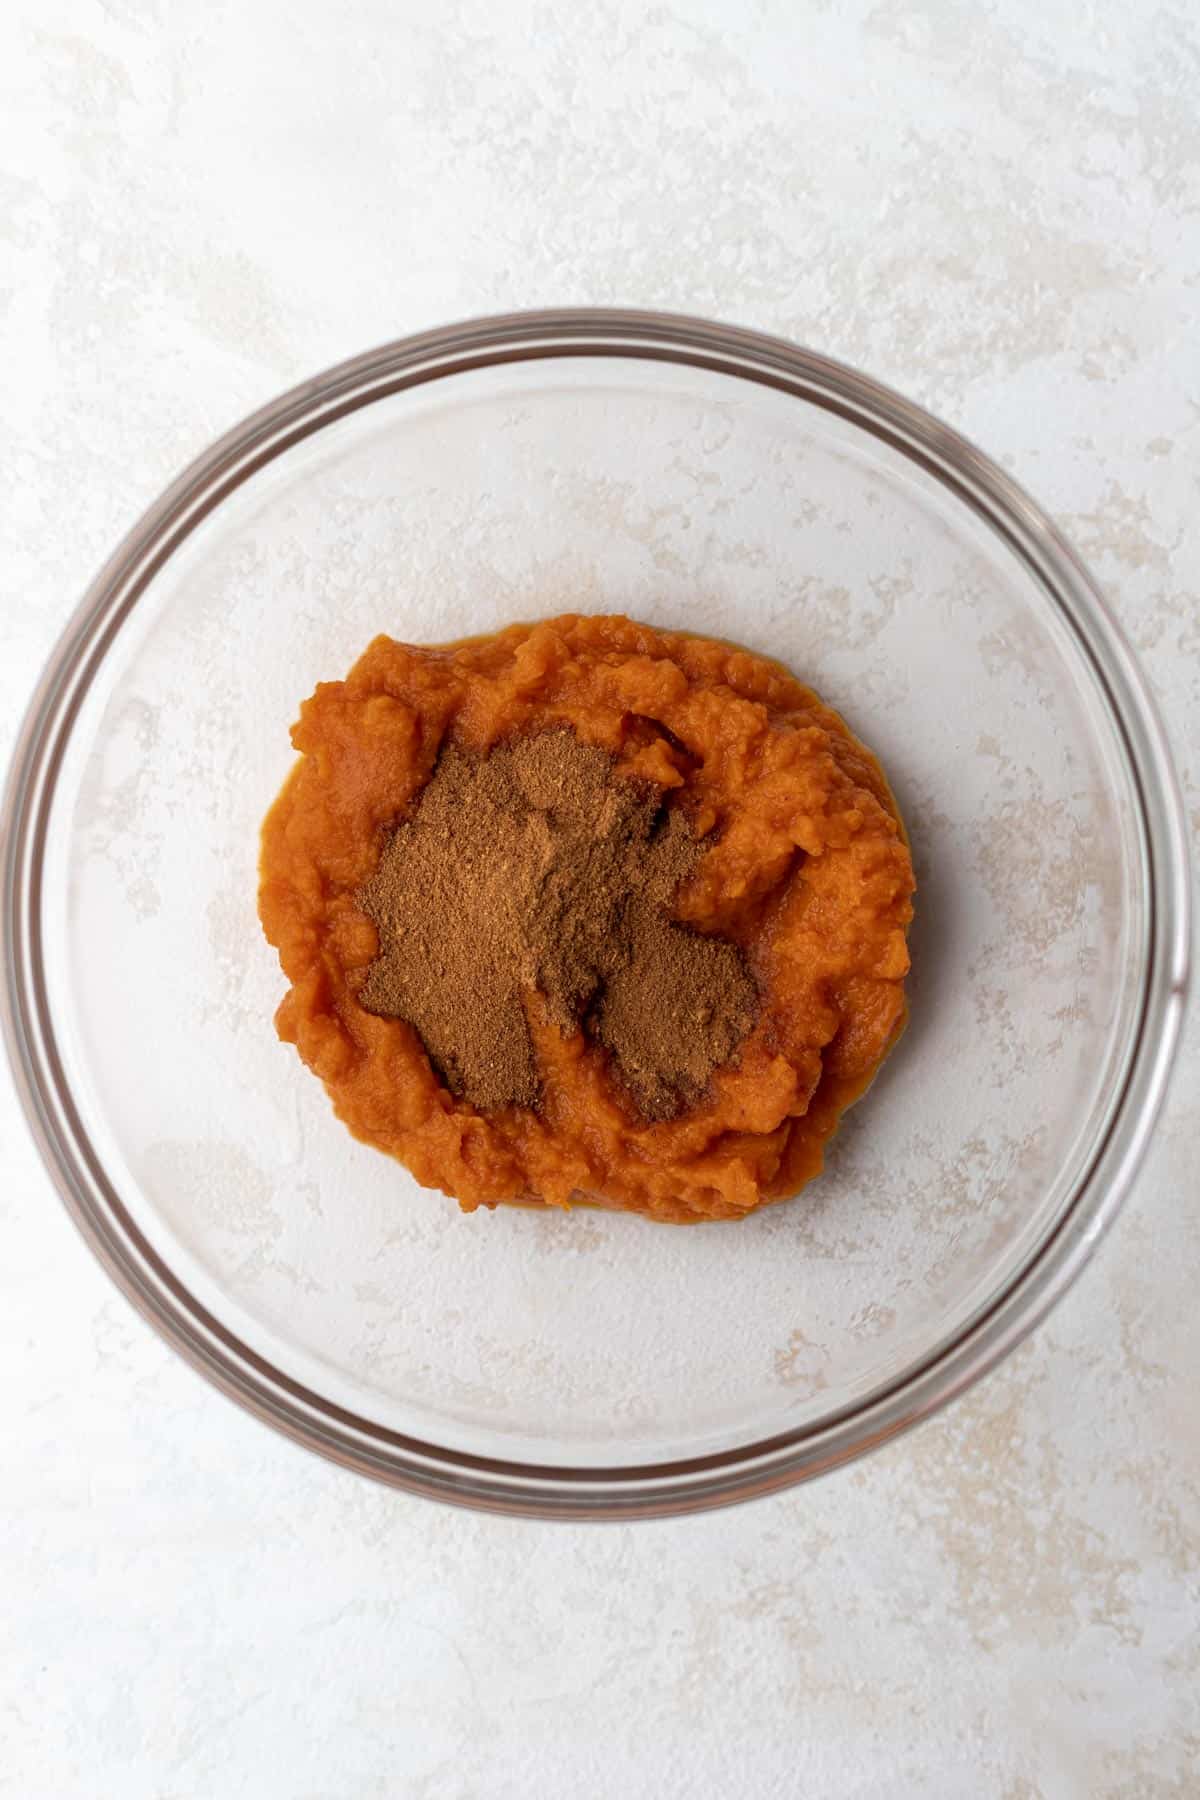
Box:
xmin=2 ymin=2 xmax=1198 ymax=1794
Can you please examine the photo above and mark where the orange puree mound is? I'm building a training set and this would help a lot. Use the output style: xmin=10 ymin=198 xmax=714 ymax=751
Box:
xmin=258 ymin=614 xmax=915 ymax=1223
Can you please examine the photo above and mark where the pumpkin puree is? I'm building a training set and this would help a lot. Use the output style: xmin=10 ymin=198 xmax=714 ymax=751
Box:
xmin=258 ymin=614 xmax=914 ymax=1223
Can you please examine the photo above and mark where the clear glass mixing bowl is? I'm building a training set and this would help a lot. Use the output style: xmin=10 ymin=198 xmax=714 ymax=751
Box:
xmin=2 ymin=311 xmax=1189 ymax=1516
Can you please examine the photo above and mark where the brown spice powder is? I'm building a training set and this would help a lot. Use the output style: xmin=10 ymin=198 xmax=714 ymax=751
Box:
xmin=355 ymin=729 xmax=757 ymax=1120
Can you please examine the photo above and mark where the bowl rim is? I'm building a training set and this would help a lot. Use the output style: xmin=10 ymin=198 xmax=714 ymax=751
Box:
xmin=2 ymin=306 xmax=1191 ymax=1518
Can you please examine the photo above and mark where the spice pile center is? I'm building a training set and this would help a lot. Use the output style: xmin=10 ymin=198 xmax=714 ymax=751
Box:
xmin=356 ymin=729 xmax=757 ymax=1120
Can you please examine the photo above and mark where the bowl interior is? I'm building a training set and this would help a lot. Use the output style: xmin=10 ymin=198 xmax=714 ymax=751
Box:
xmin=42 ymin=349 xmax=1143 ymax=1469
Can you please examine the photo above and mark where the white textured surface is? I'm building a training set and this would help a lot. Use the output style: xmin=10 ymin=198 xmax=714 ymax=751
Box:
xmin=2 ymin=2 xmax=1197 ymax=1794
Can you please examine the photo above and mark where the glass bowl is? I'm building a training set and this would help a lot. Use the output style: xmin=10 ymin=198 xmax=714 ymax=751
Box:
xmin=2 ymin=309 xmax=1189 ymax=1518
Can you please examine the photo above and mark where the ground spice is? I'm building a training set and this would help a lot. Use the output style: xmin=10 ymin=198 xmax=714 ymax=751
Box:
xmin=355 ymin=728 xmax=757 ymax=1120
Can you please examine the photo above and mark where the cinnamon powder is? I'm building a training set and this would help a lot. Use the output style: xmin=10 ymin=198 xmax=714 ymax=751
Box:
xmin=355 ymin=729 xmax=757 ymax=1120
